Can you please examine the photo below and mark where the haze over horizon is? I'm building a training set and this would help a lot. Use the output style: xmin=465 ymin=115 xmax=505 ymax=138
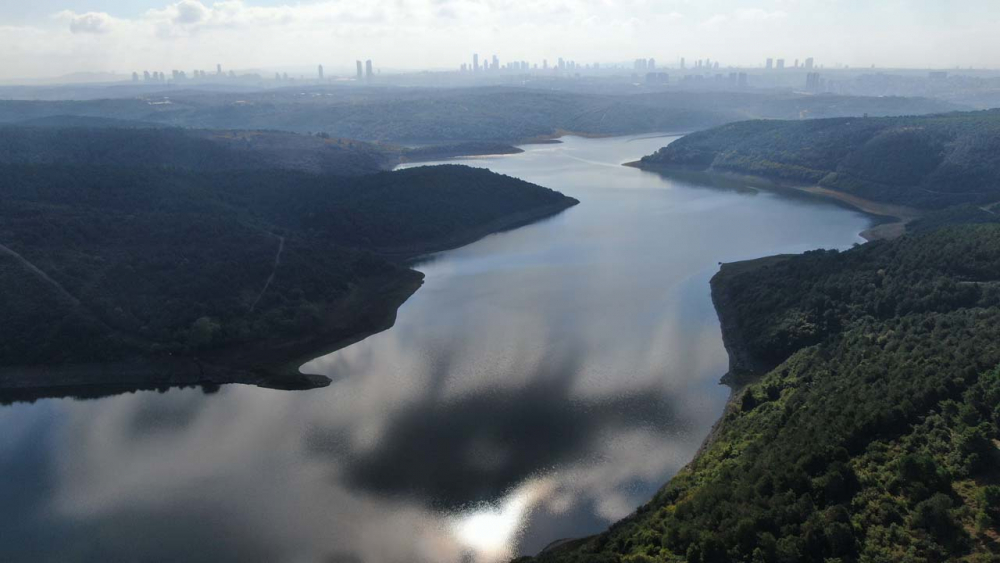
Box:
xmin=2 ymin=0 xmax=1000 ymax=82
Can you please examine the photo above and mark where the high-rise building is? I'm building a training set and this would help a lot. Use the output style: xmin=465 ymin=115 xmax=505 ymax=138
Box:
xmin=776 ymin=59 xmax=785 ymax=70
xmin=680 ymin=57 xmax=685 ymax=69
xmin=648 ymin=58 xmax=656 ymax=70
xmin=766 ymin=58 xmax=773 ymax=70
xmin=356 ymin=60 xmax=363 ymax=79
xmin=804 ymin=57 xmax=814 ymax=70
xmin=806 ymin=72 xmax=822 ymax=91
xmin=558 ymin=57 xmax=565 ymax=70
xmin=365 ymin=59 xmax=373 ymax=79
xmin=318 ymin=64 xmax=324 ymax=80
xmin=473 ymin=53 xmax=479 ymax=72
xmin=492 ymin=55 xmax=499 ymax=71
xmin=794 ymin=59 xmax=799 ymax=68
xmin=217 ymin=63 xmax=222 ymax=75
xmin=132 ymin=72 xmax=139 ymax=82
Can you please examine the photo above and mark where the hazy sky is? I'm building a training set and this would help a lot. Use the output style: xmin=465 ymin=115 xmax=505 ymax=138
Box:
xmin=2 ymin=0 xmax=999 ymax=80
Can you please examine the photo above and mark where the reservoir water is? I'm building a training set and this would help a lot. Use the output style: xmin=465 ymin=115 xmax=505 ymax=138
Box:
xmin=0 ymin=135 xmax=871 ymax=563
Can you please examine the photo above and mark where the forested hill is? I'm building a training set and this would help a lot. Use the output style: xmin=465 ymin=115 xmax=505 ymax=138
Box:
xmin=0 ymin=157 xmax=577 ymax=395
xmin=636 ymin=110 xmax=1000 ymax=209
xmin=0 ymin=126 xmax=396 ymax=176
xmin=0 ymin=88 xmax=959 ymax=143
xmin=524 ymin=221 xmax=1000 ymax=563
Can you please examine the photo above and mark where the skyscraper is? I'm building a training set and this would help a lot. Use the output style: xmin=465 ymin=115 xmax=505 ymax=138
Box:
xmin=318 ymin=64 xmax=324 ymax=80
xmin=776 ymin=59 xmax=785 ymax=70
xmin=473 ymin=53 xmax=479 ymax=72
xmin=806 ymin=72 xmax=822 ymax=91
xmin=132 ymin=72 xmax=139 ymax=82
xmin=766 ymin=58 xmax=773 ymax=70
xmin=365 ymin=59 xmax=373 ymax=79
xmin=217 ymin=63 xmax=222 ymax=75
xmin=804 ymin=57 xmax=815 ymax=70
xmin=648 ymin=58 xmax=656 ymax=70
xmin=356 ymin=60 xmax=363 ymax=80
xmin=492 ymin=55 xmax=499 ymax=71
xmin=680 ymin=57 xmax=685 ymax=69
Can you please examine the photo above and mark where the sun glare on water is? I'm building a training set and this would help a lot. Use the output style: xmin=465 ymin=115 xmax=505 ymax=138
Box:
xmin=450 ymin=479 xmax=555 ymax=561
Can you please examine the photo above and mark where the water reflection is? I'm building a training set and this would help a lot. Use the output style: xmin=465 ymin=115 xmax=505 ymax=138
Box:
xmin=0 ymin=135 xmax=872 ymax=563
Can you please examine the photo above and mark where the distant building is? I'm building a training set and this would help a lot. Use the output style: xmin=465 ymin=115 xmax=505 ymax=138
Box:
xmin=776 ymin=59 xmax=785 ymax=70
xmin=356 ymin=60 xmax=363 ymax=80
xmin=217 ymin=63 xmax=222 ymax=75
xmin=318 ymin=64 xmax=324 ymax=80
xmin=648 ymin=58 xmax=656 ymax=70
xmin=365 ymin=59 xmax=373 ymax=79
xmin=806 ymin=72 xmax=822 ymax=91
xmin=645 ymin=72 xmax=669 ymax=84
xmin=492 ymin=55 xmax=499 ymax=71
xmin=804 ymin=57 xmax=815 ymax=70
xmin=473 ymin=53 xmax=479 ymax=72
xmin=766 ymin=58 xmax=773 ymax=70
xmin=680 ymin=57 xmax=685 ymax=69
xmin=132 ymin=72 xmax=139 ymax=82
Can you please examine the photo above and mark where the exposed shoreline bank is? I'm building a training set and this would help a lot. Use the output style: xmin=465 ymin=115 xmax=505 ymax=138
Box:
xmin=624 ymin=161 xmax=923 ymax=241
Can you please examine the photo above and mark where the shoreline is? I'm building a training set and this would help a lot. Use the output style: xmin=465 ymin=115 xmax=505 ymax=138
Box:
xmin=0 ymin=201 xmax=577 ymax=403
xmin=626 ymin=161 xmax=923 ymax=241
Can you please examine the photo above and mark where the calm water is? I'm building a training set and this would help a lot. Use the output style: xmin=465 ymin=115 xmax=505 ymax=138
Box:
xmin=0 ymin=135 xmax=871 ymax=563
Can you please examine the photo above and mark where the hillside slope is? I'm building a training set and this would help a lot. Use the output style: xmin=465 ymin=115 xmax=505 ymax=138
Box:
xmin=636 ymin=110 xmax=1000 ymax=209
xmin=0 ymin=88 xmax=960 ymax=143
xmin=523 ymin=223 xmax=1000 ymax=563
xmin=0 ymin=126 xmax=396 ymax=176
xmin=0 ymin=159 xmax=577 ymax=396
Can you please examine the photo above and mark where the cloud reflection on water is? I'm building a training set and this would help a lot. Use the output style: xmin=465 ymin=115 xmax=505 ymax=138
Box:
xmin=0 ymin=135 xmax=872 ymax=563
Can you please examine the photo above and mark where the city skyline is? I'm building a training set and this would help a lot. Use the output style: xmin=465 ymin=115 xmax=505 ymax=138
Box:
xmin=2 ymin=0 xmax=1000 ymax=81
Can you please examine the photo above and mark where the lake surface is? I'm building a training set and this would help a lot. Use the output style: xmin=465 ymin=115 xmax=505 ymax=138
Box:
xmin=0 ymin=135 xmax=871 ymax=563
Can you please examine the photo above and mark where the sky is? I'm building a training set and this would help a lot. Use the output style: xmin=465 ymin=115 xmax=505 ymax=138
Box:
xmin=2 ymin=0 xmax=1000 ymax=81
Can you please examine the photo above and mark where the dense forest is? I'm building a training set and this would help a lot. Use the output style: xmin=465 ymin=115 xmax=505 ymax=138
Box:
xmin=0 ymin=126 xmax=395 ymax=176
xmin=522 ymin=221 xmax=1000 ymax=562
xmin=637 ymin=110 xmax=1000 ymax=209
xmin=0 ymin=88 xmax=958 ymax=143
xmin=0 ymin=132 xmax=577 ymax=386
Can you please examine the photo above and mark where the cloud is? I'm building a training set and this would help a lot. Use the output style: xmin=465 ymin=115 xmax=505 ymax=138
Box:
xmin=173 ymin=0 xmax=210 ymax=25
xmin=60 ymin=11 xmax=117 ymax=35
